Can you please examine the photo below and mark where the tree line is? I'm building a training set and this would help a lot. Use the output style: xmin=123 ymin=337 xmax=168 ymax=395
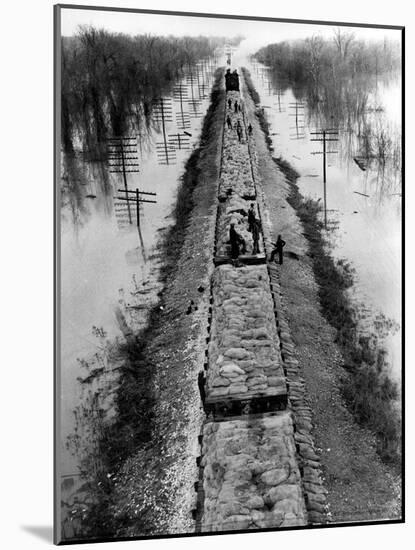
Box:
xmin=61 ymin=26 xmax=225 ymax=156
xmin=255 ymin=30 xmax=401 ymax=92
xmin=255 ymin=31 xmax=401 ymax=178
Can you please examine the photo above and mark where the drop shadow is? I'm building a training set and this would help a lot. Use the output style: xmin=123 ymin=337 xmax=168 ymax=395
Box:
xmin=21 ymin=525 xmax=53 ymax=543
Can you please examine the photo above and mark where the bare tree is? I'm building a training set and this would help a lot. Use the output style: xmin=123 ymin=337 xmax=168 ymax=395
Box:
xmin=333 ymin=28 xmax=355 ymax=61
xmin=306 ymin=35 xmax=324 ymax=89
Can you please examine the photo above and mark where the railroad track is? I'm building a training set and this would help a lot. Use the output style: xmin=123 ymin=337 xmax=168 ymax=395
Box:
xmin=193 ymin=73 xmax=329 ymax=533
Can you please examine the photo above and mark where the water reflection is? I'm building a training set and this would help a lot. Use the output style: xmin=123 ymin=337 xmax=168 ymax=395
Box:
xmin=245 ymin=56 xmax=401 ymax=382
xmin=250 ymin=60 xmax=402 ymax=191
xmin=62 ymin=55 xmax=220 ymax=224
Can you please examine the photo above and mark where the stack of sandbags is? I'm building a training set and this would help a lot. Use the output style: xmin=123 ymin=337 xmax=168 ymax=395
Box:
xmin=206 ymin=265 xmax=286 ymax=403
xmin=219 ymin=92 xmax=256 ymax=200
xmin=219 ymin=153 xmax=255 ymax=200
xmin=201 ymin=413 xmax=308 ymax=531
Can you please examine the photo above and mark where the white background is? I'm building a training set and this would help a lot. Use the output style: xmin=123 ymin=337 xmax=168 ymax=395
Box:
xmin=0 ymin=0 xmax=412 ymax=548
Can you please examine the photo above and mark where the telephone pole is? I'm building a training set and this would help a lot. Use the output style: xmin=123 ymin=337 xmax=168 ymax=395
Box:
xmin=114 ymin=188 xmax=157 ymax=229
xmin=173 ymin=84 xmax=191 ymax=131
xmin=168 ymin=132 xmax=191 ymax=152
xmin=153 ymin=97 xmax=176 ymax=165
xmin=108 ymin=136 xmax=140 ymax=224
xmin=310 ymin=129 xmax=339 ymax=228
xmin=186 ymin=64 xmax=202 ymax=119
xmin=289 ymin=102 xmax=305 ymax=140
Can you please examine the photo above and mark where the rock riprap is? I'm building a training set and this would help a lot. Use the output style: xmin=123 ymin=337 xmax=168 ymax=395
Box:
xmin=205 ymin=264 xmax=287 ymax=414
xmin=200 ymin=413 xmax=308 ymax=531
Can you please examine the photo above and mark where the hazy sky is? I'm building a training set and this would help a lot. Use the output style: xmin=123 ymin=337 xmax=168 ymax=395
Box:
xmin=60 ymin=7 xmax=401 ymax=50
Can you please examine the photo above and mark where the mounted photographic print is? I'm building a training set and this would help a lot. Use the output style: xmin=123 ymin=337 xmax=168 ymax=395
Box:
xmin=54 ymin=4 xmax=404 ymax=544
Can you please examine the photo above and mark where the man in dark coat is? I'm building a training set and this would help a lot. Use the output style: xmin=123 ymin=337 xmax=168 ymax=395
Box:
xmin=270 ymin=234 xmax=286 ymax=264
xmin=229 ymin=223 xmax=240 ymax=259
xmin=252 ymin=218 xmax=261 ymax=254
xmin=229 ymin=223 xmax=246 ymax=258
xmin=247 ymin=203 xmax=256 ymax=232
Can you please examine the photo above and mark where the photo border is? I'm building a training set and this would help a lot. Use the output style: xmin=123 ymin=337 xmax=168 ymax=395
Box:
xmin=53 ymin=4 xmax=405 ymax=545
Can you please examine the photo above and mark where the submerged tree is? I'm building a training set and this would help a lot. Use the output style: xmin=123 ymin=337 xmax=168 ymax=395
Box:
xmin=255 ymin=33 xmax=401 ymax=182
xmin=60 ymin=26 xmax=226 ymax=219
xmin=61 ymin=26 xmax=223 ymax=155
xmin=333 ymin=28 xmax=355 ymax=62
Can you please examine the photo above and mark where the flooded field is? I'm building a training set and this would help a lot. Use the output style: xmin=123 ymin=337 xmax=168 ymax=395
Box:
xmin=59 ymin=55 xmax=221 ymax=534
xmin=235 ymin=44 xmax=401 ymax=382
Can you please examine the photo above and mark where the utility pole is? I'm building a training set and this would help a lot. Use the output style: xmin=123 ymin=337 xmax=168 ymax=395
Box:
xmin=195 ymin=64 xmax=206 ymax=100
xmin=200 ymin=58 xmax=210 ymax=92
xmin=187 ymin=64 xmax=202 ymax=119
xmin=173 ymin=84 xmax=191 ymax=131
xmin=310 ymin=129 xmax=339 ymax=228
xmin=288 ymin=102 xmax=305 ymax=140
xmin=114 ymin=188 xmax=157 ymax=229
xmin=153 ymin=97 xmax=176 ymax=165
xmin=168 ymin=132 xmax=191 ymax=152
xmin=108 ymin=136 xmax=140 ymax=224
xmin=225 ymin=43 xmax=232 ymax=66
xmin=289 ymin=101 xmax=305 ymax=125
xmin=273 ymin=88 xmax=285 ymax=113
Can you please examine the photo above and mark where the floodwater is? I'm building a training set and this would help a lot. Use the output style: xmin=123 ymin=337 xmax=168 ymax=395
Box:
xmin=59 ymin=57 xmax=220 ymax=519
xmin=235 ymin=46 xmax=402 ymax=383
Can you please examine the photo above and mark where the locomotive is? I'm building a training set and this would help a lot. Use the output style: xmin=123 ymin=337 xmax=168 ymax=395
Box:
xmin=225 ymin=69 xmax=240 ymax=92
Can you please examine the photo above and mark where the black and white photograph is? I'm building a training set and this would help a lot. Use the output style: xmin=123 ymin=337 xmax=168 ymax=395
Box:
xmin=54 ymin=3 xmax=403 ymax=545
